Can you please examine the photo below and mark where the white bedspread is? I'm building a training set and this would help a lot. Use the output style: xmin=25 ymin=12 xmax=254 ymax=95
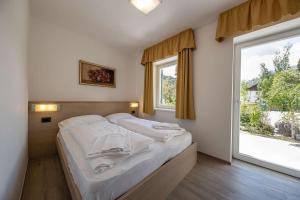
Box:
xmin=116 ymin=118 xmax=186 ymax=142
xmin=69 ymin=121 xmax=153 ymax=173
xmin=58 ymin=128 xmax=192 ymax=200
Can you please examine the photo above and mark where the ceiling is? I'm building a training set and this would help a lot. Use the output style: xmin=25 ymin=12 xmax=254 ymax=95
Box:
xmin=30 ymin=0 xmax=244 ymax=53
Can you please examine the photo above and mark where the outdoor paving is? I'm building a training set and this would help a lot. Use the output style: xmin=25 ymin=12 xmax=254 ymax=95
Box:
xmin=240 ymin=131 xmax=300 ymax=172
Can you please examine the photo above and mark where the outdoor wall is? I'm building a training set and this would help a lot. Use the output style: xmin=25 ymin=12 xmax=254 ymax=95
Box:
xmin=134 ymin=21 xmax=234 ymax=162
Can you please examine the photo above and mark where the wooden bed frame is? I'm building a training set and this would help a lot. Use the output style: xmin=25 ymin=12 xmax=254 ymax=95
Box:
xmin=57 ymin=138 xmax=197 ymax=200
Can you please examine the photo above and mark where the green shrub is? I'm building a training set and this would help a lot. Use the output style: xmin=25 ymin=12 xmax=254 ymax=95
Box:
xmin=240 ymin=103 xmax=262 ymax=126
xmin=240 ymin=103 xmax=274 ymax=135
xmin=240 ymin=105 xmax=250 ymax=126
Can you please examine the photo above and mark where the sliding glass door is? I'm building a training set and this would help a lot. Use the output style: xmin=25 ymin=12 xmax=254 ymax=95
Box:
xmin=233 ymin=29 xmax=300 ymax=178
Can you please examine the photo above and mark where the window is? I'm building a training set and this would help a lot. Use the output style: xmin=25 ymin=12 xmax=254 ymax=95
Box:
xmin=233 ymin=27 xmax=300 ymax=178
xmin=154 ymin=57 xmax=177 ymax=110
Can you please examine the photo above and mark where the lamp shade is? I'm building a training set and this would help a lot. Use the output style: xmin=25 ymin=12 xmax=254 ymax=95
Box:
xmin=130 ymin=0 xmax=161 ymax=14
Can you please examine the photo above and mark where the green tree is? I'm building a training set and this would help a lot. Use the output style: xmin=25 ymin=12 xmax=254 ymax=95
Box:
xmin=257 ymin=63 xmax=273 ymax=105
xmin=256 ymin=43 xmax=300 ymax=138
xmin=240 ymin=81 xmax=249 ymax=102
xmin=267 ymin=70 xmax=300 ymax=111
xmin=161 ymin=75 xmax=176 ymax=106
xmin=273 ymin=43 xmax=292 ymax=72
xmin=259 ymin=63 xmax=272 ymax=79
xmin=266 ymin=70 xmax=300 ymax=137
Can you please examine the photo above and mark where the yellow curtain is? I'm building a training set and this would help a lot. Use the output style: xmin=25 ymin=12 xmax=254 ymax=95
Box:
xmin=216 ymin=0 xmax=300 ymax=42
xmin=141 ymin=28 xmax=196 ymax=119
xmin=143 ymin=62 xmax=154 ymax=115
xmin=176 ymin=49 xmax=195 ymax=120
xmin=141 ymin=29 xmax=196 ymax=65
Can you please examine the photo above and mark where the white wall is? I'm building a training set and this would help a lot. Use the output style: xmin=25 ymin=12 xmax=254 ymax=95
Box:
xmin=28 ymin=12 xmax=234 ymax=162
xmin=0 ymin=0 xmax=29 ymax=199
xmin=135 ymin=21 xmax=234 ymax=162
xmin=28 ymin=18 xmax=136 ymax=101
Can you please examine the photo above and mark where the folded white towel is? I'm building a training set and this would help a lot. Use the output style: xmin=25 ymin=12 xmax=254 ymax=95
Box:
xmin=118 ymin=118 xmax=186 ymax=142
xmin=69 ymin=123 xmax=103 ymax=157
xmin=129 ymin=132 xmax=153 ymax=154
xmin=69 ymin=121 xmax=133 ymax=158
xmin=89 ymin=133 xmax=131 ymax=157
xmin=67 ymin=121 xmax=154 ymax=173
xmin=153 ymin=122 xmax=181 ymax=129
xmin=152 ymin=122 xmax=183 ymax=130
xmin=102 ymin=134 xmax=131 ymax=153
xmin=88 ymin=145 xmax=150 ymax=173
xmin=88 ymin=132 xmax=153 ymax=173
xmin=88 ymin=157 xmax=115 ymax=173
xmin=145 ymin=129 xmax=185 ymax=142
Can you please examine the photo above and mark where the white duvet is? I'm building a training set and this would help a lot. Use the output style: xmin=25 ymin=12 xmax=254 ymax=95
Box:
xmin=68 ymin=121 xmax=153 ymax=173
xmin=58 ymin=129 xmax=192 ymax=200
xmin=115 ymin=117 xmax=186 ymax=142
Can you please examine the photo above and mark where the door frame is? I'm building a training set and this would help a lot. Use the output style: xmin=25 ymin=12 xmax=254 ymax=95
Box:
xmin=232 ymin=28 xmax=300 ymax=178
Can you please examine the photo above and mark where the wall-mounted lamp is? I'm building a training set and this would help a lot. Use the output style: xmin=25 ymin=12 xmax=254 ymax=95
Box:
xmin=130 ymin=102 xmax=139 ymax=108
xmin=129 ymin=102 xmax=139 ymax=115
xmin=31 ymin=104 xmax=60 ymax=112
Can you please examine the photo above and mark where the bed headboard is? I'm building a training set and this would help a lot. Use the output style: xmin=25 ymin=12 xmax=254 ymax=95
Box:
xmin=28 ymin=101 xmax=138 ymax=159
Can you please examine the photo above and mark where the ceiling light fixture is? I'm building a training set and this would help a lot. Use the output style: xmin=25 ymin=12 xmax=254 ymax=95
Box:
xmin=130 ymin=0 xmax=162 ymax=14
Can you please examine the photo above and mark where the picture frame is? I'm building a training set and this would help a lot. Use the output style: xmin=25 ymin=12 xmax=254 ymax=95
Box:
xmin=79 ymin=60 xmax=116 ymax=88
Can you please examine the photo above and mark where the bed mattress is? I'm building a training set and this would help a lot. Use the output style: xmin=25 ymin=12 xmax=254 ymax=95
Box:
xmin=58 ymin=128 xmax=192 ymax=200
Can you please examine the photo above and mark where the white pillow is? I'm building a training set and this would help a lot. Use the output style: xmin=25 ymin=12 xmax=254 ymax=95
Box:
xmin=106 ymin=113 xmax=136 ymax=124
xmin=58 ymin=115 xmax=107 ymax=130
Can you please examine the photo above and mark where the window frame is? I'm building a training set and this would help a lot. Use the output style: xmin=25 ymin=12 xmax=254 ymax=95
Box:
xmin=232 ymin=27 xmax=300 ymax=178
xmin=154 ymin=58 xmax=177 ymax=111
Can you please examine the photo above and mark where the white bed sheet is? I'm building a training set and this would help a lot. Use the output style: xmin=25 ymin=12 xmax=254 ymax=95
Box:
xmin=58 ymin=128 xmax=192 ymax=200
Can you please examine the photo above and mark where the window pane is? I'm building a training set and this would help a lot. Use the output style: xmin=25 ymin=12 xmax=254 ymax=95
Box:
xmin=239 ymin=34 xmax=300 ymax=172
xmin=160 ymin=65 xmax=176 ymax=107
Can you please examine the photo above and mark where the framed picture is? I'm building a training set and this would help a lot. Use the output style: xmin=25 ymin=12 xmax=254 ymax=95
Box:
xmin=79 ymin=60 xmax=116 ymax=88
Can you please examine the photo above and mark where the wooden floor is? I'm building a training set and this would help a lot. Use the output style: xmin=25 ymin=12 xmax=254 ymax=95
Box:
xmin=21 ymin=155 xmax=71 ymax=200
xmin=21 ymin=153 xmax=300 ymax=200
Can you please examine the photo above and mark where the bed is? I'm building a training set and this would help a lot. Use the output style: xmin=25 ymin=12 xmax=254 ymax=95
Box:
xmin=56 ymin=115 xmax=197 ymax=200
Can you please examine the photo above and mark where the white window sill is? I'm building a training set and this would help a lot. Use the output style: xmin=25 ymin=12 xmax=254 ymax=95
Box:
xmin=154 ymin=108 xmax=175 ymax=112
